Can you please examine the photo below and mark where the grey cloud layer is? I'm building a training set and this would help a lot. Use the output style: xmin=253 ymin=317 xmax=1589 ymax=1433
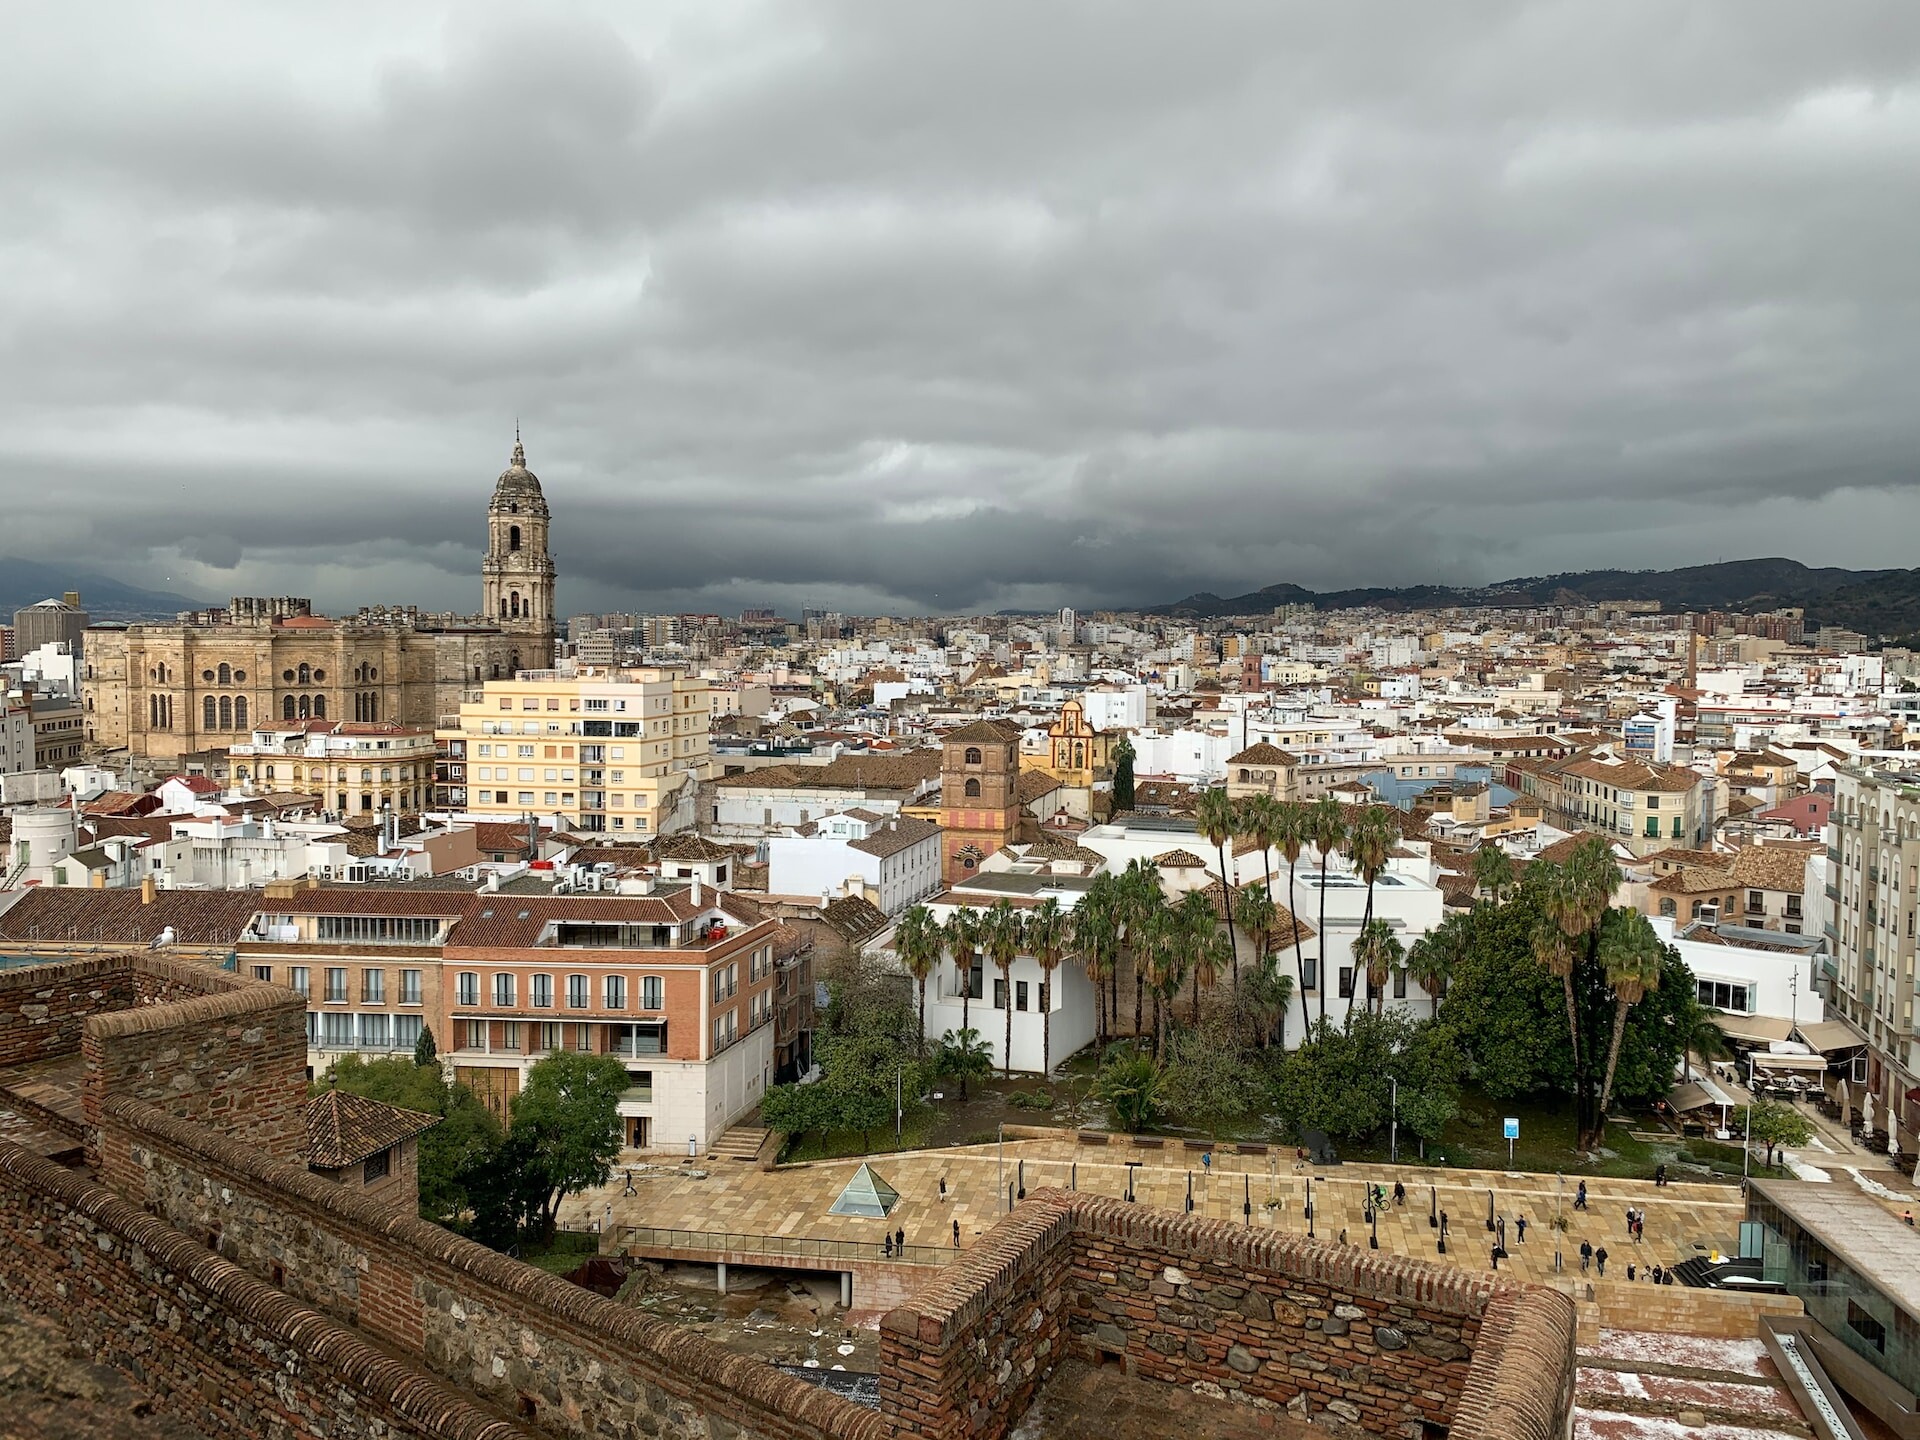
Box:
xmin=2 ymin=1 xmax=1917 ymax=615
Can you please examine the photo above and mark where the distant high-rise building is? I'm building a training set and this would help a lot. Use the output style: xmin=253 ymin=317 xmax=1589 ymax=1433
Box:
xmin=14 ymin=591 xmax=89 ymax=659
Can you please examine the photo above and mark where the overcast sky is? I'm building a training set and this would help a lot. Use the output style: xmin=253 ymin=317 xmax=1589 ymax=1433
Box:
xmin=3 ymin=3 xmax=1917 ymax=618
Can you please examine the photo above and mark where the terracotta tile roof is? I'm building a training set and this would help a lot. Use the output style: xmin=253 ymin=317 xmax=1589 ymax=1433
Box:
xmin=1015 ymin=770 xmax=1063 ymax=803
xmin=0 ymin=889 xmax=263 ymax=946
xmin=940 ymin=719 xmax=1022 ymax=745
xmin=1152 ymin=849 xmax=1208 ymax=868
xmin=1730 ymin=845 xmax=1811 ymax=894
xmin=81 ymin=790 xmax=153 ymax=816
xmin=1226 ymin=742 xmax=1298 ymax=766
xmin=305 ymin=1089 xmax=439 ymax=1168
xmin=470 ymin=822 xmax=539 ymax=858
xmin=1648 ymin=866 xmax=1738 ymax=896
xmin=847 ymin=815 xmax=941 ymax=860
xmin=819 ymin=894 xmax=889 ymax=944
xmin=653 ymin=833 xmax=739 ymax=863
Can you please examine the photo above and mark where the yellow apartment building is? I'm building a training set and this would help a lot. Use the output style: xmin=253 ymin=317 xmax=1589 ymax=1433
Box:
xmin=436 ymin=666 xmax=713 ymax=836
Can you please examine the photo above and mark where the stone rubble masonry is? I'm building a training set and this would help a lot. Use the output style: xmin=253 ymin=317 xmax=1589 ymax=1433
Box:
xmin=0 ymin=1138 xmax=531 ymax=1440
xmin=81 ymin=956 xmax=310 ymax=1168
xmin=0 ymin=954 xmax=137 ymax=1068
xmin=99 ymin=1095 xmax=887 ymax=1440
xmin=880 ymin=1188 xmax=1577 ymax=1440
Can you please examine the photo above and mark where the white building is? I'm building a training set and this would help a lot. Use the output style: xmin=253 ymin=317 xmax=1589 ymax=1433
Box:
xmin=764 ymin=810 xmax=943 ymax=914
xmin=1653 ymin=916 xmax=1825 ymax=1032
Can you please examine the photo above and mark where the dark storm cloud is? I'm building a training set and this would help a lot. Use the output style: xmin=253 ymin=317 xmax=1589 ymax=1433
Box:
xmin=2 ymin=1 xmax=1918 ymax=616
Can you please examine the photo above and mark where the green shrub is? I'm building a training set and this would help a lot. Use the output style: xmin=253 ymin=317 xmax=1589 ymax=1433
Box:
xmin=1007 ymin=1089 xmax=1056 ymax=1112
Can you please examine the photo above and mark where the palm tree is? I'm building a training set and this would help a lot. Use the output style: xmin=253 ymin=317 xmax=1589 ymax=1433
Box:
xmin=1346 ymin=805 xmax=1397 ymax=931
xmin=1405 ymin=911 xmax=1466 ymax=1019
xmin=1305 ymin=796 xmax=1348 ymax=1027
xmin=895 ymin=905 xmax=942 ymax=1057
xmin=935 ymin=1027 xmax=993 ymax=1101
xmin=1681 ymin=1008 xmax=1731 ymax=1084
xmin=1597 ymin=909 xmax=1665 ymax=1117
xmin=1120 ymin=858 xmax=1162 ymax=1038
xmin=1471 ymin=844 xmax=1514 ymax=904
xmin=1233 ymin=882 xmax=1278 ymax=987
xmin=1075 ymin=875 xmax=1122 ymax=1046
xmin=1237 ymin=962 xmax=1295 ymax=1049
xmin=1530 ymin=916 xmax=1579 ymax=1070
xmin=1273 ymin=800 xmax=1311 ymax=1023
xmin=943 ymin=907 xmax=981 ymax=1039
xmin=1239 ymin=793 xmax=1282 ymax=903
xmin=1143 ymin=906 xmax=1186 ymax=1063
xmin=1543 ymin=837 xmax=1624 ymax=1149
xmin=1353 ymin=918 xmax=1403 ymax=1015
xmin=1025 ymin=898 xmax=1071 ymax=1076
xmin=1195 ymin=787 xmax=1240 ymax=949
xmin=982 ymin=899 xmax=1025 ymax=1078
xmin=1190 ymin=922 xmax=1233 ymax=1028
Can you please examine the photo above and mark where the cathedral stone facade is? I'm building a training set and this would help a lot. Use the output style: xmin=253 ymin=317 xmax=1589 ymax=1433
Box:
xmin=83 ymin=438 xmax=558 ymax=761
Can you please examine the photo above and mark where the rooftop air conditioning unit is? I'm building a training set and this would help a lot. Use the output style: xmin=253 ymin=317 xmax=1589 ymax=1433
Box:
xmin=1698 ymin=903 xmax=1720 ymax=925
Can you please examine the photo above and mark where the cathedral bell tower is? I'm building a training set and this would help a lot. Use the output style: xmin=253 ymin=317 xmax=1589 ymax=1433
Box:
xmin=481 ymin=430 xmax=557 ymax=665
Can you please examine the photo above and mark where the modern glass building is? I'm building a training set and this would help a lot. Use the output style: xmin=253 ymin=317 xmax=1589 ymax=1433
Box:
xmin=1748 ymin=1180 xmax=1920 ymax=1399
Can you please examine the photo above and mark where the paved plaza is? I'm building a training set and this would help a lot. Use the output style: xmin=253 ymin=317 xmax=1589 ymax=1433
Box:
xmin=557 ymin=1128 xmax=1920 ymax=1289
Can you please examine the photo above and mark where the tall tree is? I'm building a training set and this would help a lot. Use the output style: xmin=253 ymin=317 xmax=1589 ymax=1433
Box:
xmin=1233 ymin=882 xmax=1278 ymax=989
xmin=1346 ymin=804 xmax=1397 ymax=932
xmin=1471 ymin=844 xmax=1514 ymax=904
xmin=1305 ymin=797 xmax=1348 ymax=1028
xmin=1239 ymin=793 xmax=1282 ymax=904
xmin=1121 ymin=858 xmax=1163 ymax=1038
xmin=1542 ymin=837 xmax=1624 ymax=1149
xmin=935 ymin=1027 xmax=993 ymax=1100
xmin=1025 ymin=897 xmax=1071 ymax=1076
xmin=1273 ymin=800 xmax=1312 ymax=1031
xmin=943 ymin=907 xmax=981 ymax=1038
xmin=509 ymin=1051 xmax=630 ymax=1234
xmin=1110 ymin=734 xmax=1136 ymax=812
xmin=413 ymin=1022 xmax=438 ymax=1068
xmin=1405 ymin=910 xmax=1466 ymax=1019
xmin=982 ymin=899 xmax=1026 ymax=1077
xmin=1075 ymin=874 xmax=1122 ymax=1046
xmin=894 ymin=905 xmax=943 ymax=1058
xmin=1195 ymin=787 xmax=1241 ymax=950
xmin=1597 ymin=908 xmax=1666 ymax=1117
xmin=1353 ymin=918 xmax=1403 ymax=1015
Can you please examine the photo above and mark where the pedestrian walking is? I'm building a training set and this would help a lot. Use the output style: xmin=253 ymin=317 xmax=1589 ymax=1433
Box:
xmin=1654 ymin=1163 xmax=1667 ymax=1187
xmin=939 ymin=1176 xmax=948 ymax=1202
xmin=1393 ymin=1181 xmax=1406 ymax=1206
xmin=952 ymin=1219 xmax=960 ymax=1248
xmin=1595 ymin=1245 xmax=1609 ymax=1277
xmin=1579 ymin=1240 xmax=1592 ymax=1273
xmin=1491 ymin=1246 xmax=1500 ymax=1271
xmin=1627 ymin=1263 xmax=1636 ymax=1281
xmin=1515 ymin=1215 xmax=1528 ymax=1243
xmin=883 ymin=1234 xmax=894 ymax=1258
xmin=1575 ymin=1180 xmax=1588 ymax=1211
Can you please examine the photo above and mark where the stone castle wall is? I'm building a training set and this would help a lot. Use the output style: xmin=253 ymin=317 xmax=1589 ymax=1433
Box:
xmin=98 ymin=1096 xmax=884 ymax=1440
xmin=880 ymin=1188 xmax=1577 ymax=1440
xmin=81 ymin=958 xmax=309 ymax=1166
xmin=0 ymin=955 xmax=136 ymax=1069
xmin=0 ymin=1140 xmax=530 ymax=1440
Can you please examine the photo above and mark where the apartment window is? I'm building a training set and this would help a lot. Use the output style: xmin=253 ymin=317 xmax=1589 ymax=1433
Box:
xmin=531 ymin=973 xmax=554 ymax=1008
xmin=463 ymin=1020 xmax=487 ymax=1049
xmin=1646 ymin=795 xmax=1659 ymax=809
xmin=501 ymin=1022 xmax=522 ymax=1049
xmin=493 ymin=973 xmax=516 ymax=1006
xmin=712 ymin=1010 xmax=739 ymax=1049
xmin=1394 ymin=969 xmax=1407 ymax=1000
xmin=290 ymin=967 xmax=310 ymax=999
xmin=360 ymin=969 xmax=385 ymax=1004
xmin=574 ymin=1023 xmax=593 ymax=1052
xmin=324 ymin=967 xmax=348 ymax=1003
xmin=1301 ymin=958 xmax=1318 ymax=992
xmin=710 ymin=964 xmax=737 ymax=1002
xmin=605 ymin=974 xmax=628 ymax=1010
xmin=1337 ymin=967 xmax=1355 ymax=999
xmin=1016 ymin=980 xmax=1030 ymax=1012
xmin=641 ymin=975 xmax=663 ymax=1011
xmin=399 ymin=970 xmax=422 ymax=1005
xmin=359 ymin=1013 xmax=391 ymax=1049
xmin=392 ymin=1014 xmax=423 ymax=1050
xmin=321 ymin=1013 xmax=354 ymax=1048
xmin=567 ymin=974 xmax=589 ymax=1009
xmin=993 ymin=978 xmax=1008 ymax=1010
xmin=1696 ymin=979 xmax=1752 ymax=1014
xmin=457 ymin=972 xmax=479 ymax=1006
xmin=540 ymin=1022 xmax=564 ymax=1052
xmin=251 ymin=965 xmax=273 ymax=983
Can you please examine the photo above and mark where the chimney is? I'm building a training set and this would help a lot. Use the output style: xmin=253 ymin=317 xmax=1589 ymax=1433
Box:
xmin=140 ymin=875 xmax=156 ymax=905
xmin=692 ymin=876 xmax=703 ymax=907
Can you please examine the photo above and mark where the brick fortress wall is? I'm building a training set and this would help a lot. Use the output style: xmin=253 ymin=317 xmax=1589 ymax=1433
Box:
xmin=0 ymin=955 xmax=136 ymax=1068
xmin=97 ymin=1095 xmax=885 ymax=1440
xmin=0 ymin=1141 xmax=529 ymax=1440
xmin=880 ymin=1188 xmax=1577 ymax=1440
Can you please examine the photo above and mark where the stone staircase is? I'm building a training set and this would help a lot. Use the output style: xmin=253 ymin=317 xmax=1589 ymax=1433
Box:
xmin=707 ymin=1123 xmax=769 ymax=1163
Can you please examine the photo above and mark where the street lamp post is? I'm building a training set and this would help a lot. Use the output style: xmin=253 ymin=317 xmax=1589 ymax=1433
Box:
xmin=1554 ymin=1173 xmax=1564 ymax=1274
xmin=1387 ymin=1074 xmax=1399 ymax=1166
xmin=998 ymin=1123 xmax=1005 ymax=1211
xmin=1744 ymin=1054 xmax=1755 ymax=1183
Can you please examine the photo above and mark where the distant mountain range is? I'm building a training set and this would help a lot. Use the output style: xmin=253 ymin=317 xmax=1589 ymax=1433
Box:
xmin=0 ymin=559 xmax=205 ymax=623
xmin=1144 ymin=557 xmax=1920 ymax=642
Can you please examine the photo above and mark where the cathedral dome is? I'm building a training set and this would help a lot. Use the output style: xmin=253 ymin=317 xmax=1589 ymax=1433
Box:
xmin=491 ymin=433 xmax=547 ymax=512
